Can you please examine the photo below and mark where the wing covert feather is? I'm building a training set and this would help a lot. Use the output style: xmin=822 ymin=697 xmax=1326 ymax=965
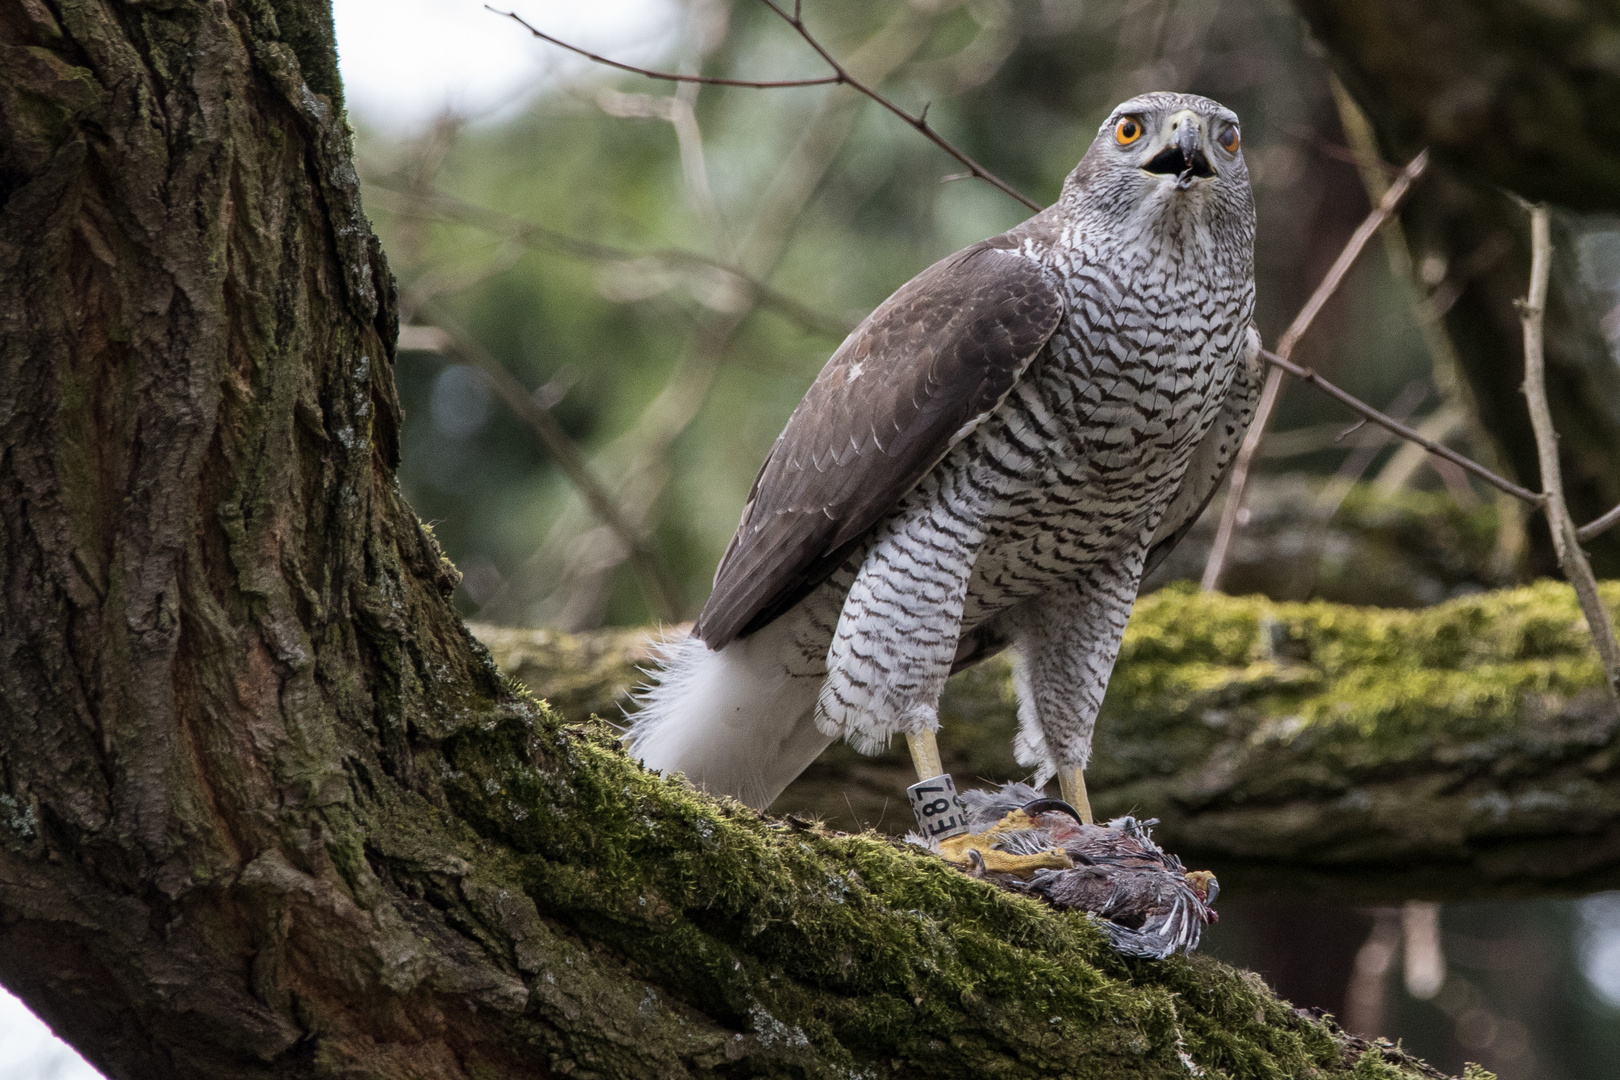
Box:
xmin=695 ymin=243 xmax=1064 ymax=648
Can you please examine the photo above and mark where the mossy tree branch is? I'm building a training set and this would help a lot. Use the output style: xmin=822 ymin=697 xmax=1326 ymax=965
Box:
xmin=484 ymin=581 xmax=1620 ymax=904
xmin=0 ymin=2 xmax=1474 ymax=1078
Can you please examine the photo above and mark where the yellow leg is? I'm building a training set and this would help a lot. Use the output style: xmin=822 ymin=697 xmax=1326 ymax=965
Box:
xmin=1058 ymin=765 xmax=1094 ymax=824
xmin=905 ymin=729 xmax=945 ymax=782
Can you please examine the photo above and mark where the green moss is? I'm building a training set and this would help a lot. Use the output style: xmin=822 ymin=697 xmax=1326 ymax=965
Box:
xmin=413 ymin=684 xmax=1454 ymax=1077
xmin=1104 ymin=581 xmax=1614 ymax=766
xmin=477 ymin=581 xmax=1620 ymax=903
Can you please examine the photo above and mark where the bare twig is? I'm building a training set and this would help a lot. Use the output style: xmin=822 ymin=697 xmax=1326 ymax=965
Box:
xmin=492 ymin=8 xmax=841 ymax=88
xmin=497 ymin=1 xmax=1042 ymax=211
xmin=1202 ymin=150 xmax=1430 ymax=591
xmin=413 ymin=302 xmax=683 ymax=622
xmin=1259 ymin=349 xmax=1541 ymax=504
xmin=1579 ymin=501 xmax=1620 ymax=543
xmin=1344 ymin=908 xmax=1401 ymax=1037
xmin=367 ymin=183 xmax=853 ymax=340
xmin=756 ymin=0 xmax=1040 ymax=210
xmin=1519 ymin=205 xmax=1620 ymax=703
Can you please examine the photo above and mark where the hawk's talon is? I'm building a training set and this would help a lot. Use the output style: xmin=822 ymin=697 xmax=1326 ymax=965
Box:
xmin=1020 ymin=797 xmax=1086 ymax=825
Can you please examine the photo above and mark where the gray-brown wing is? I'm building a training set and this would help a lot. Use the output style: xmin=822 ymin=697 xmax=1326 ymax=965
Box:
xmin=694 ymin=243 xmax=1064 ymax=648
xmin=1141 ymin=325 xmax=1263 ymax=580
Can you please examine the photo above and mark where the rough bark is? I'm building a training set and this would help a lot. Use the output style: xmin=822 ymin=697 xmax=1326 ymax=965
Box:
xmin=0 ymin=2 xmax=1472 ymax=1078
xmin=1292 ymin=0 xmax=1620 ymax=576
xmin=484 ymin=580 xmax=1620 ymax=904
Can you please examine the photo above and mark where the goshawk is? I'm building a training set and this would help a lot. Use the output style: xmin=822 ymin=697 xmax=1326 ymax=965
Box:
xmin=629 ymin=92 xmax=1259 ymax=818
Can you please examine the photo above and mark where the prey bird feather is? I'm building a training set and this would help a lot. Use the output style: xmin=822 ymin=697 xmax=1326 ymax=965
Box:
xmin=629 ymin=93 xmax=1258 ymax=812
xmin=924 ymin=783 xmax=1219 ymax=959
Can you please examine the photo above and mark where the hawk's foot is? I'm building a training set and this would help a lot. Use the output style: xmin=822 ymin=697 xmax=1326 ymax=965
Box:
xmin=911 ymin=783 xmax=1220 ymax=960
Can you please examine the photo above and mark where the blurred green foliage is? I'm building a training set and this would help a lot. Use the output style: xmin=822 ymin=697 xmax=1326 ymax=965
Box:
xmin=357 ymin=0 xmax=1447 ymax=631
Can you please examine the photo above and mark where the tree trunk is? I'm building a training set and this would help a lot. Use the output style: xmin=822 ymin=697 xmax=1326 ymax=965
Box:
xmin=1292 ymin=0 xmax=1620 ymax=577
xmin=0 ymin=3 xmax=1472 ymax=1078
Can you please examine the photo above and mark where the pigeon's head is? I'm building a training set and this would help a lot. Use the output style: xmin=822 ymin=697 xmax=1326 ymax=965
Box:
xmin=1063 ymin=92 xmax=1254 ymax=249
xmin=1185 ymin=869 xmax=1221 ymax=911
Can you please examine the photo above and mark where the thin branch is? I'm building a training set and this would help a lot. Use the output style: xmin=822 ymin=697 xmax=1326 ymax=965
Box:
xmin=367 ymin=183 xmax=853 ymax=339
xmin=756 ymin=0 xmax=1040 ymax=210
xmin=491 ymin=9 xmax=841 ymax=88
xmin=1277 ymin=149 xmax=1430 ymax=359
xmin=1519 ymin=205 xmax=1620 ymax=703
xmin=1202 ymin=150 xmax=1430 ymax=591
xmin=1578 ymin=501 xmax=1620 ymax=543
xmin=413 ymin=302 xmax=684 ymax=622
xmin=1258 ymin=349 xmax=1541 ymax=505
xmin=495 ymin=2 xmax=1041 ymax=212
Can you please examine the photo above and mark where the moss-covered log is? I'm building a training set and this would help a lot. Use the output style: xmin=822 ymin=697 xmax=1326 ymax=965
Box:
xmin=480 ymin=580 xmax=1620 ymax=903
xmin=0 ymin=2 xmax=1484 ymax=1077
xmin=1291 ymin=0 xmax=1620 ymax=577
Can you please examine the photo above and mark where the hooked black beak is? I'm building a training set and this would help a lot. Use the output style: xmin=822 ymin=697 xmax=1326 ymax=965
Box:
xmin=1143 ymin=120 xmax=1214 ymax=188
xmin=1021 ymin=798 xmax=1088 ymax=825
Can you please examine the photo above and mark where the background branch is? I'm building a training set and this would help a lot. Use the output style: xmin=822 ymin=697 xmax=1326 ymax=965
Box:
xmin=414 ymin=300 xmax=683 ymax=621
xmin=367 ymin=185 xmax=853 ymax=340
xmin=493 ymin=8 xmax=840 ymax=88
xmin=481 ymin=2 xmax=937 ymax=626
xmin=1519 ymin=204 xmax=1620 ymax=704
xmin=1202 ymin=150 xmax=1430 ymax=591
xmin=498 ymin=0 xmax=1041 ymax=210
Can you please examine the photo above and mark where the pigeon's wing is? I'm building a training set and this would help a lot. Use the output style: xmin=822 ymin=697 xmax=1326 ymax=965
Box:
xmin=695 ymin=238 xmax=1064 ymax=648
xmin=1140 ymin=324 xmax=1263 ymax=580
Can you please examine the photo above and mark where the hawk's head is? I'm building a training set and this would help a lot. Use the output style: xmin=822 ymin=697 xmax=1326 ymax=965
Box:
xmin=1063 ymin=92 xmax=1253 ymax=249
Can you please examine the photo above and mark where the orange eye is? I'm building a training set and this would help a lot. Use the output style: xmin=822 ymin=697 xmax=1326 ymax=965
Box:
xmin=1115 ymin=117 xmax=1143 ymax=146
xmin=1218 ymin=124 xmax=1240 ymax=152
